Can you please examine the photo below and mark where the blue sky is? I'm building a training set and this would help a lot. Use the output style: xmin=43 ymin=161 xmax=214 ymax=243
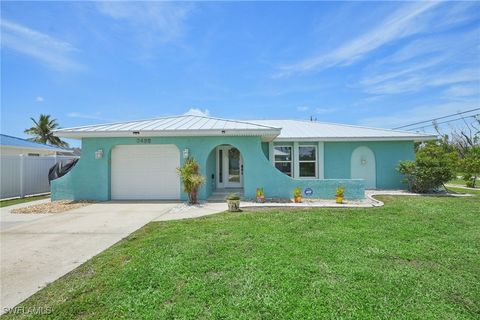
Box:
xmin=1 ymin=1 xmax=479 ymax=147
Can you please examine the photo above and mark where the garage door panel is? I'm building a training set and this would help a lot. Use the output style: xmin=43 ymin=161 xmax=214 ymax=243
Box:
xmin=111 ymin=145 xmax=180 ymax=200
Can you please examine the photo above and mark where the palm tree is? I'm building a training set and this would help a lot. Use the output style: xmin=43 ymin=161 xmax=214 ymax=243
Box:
xmin=24 ymin=114 xmax=69 ymax=147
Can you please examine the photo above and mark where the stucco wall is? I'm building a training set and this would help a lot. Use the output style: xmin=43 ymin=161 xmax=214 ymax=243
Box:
xmin=324 ymin=141 xmax=415 ymax=189
xmin=52 ymin=137 xmax=364 ymax=201
xmin=205 ymin=149 xmax=217 ymax=197
xmin=52 ymin=136 xmax=415 ymax=201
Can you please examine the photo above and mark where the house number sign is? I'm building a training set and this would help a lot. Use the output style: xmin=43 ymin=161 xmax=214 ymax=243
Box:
xmin=136 ymin=138 xmax=151 ymax=144
xmin=304 ymin=188 xmax=313 ymax=196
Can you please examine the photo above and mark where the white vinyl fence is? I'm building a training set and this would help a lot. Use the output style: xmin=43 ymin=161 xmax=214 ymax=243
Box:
xmin=0 ymin=155 xmax=79 ymax=200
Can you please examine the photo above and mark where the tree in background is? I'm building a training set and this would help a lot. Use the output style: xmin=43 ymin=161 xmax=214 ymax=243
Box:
xmin=448 ymin=116 xmax=479 ymax=157
xmin=433 ymin=115 xmax=479 ymax=187
xmin=24 ymin=114 xmax=69 ymax=147
xmin=398 ymin=142 xmax=457 ymax=193
xmin=459 ymin=146 xmax=480 ymax=188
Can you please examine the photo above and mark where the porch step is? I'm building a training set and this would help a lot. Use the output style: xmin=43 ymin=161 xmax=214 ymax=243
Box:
xmin=208 ymin=188 xmax=244 ymax=202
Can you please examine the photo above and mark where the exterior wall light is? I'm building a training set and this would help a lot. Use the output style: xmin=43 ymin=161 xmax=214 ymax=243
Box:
xmin=95 ymin=149 xmax=103 ymax=159
xmin=183 ymin=148 xmax=189 ymax=159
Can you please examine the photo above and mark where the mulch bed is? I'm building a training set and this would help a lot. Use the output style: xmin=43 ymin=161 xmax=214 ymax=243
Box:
xmin=11 ymin=200 xmax=95 ymax=214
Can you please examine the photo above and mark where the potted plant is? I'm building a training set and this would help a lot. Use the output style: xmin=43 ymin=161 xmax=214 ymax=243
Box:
xmin=177 ymin=157 xmax=206 ymax=205
xmin=226 ymin=193 xmax=241 ymax=212
xmin=293 ymin=187 xmax=302 ymax=203
xmin=256 ymin=188 xmax=265 ymax=203
xmin=336 ymin=186 xmax=345 ymax=204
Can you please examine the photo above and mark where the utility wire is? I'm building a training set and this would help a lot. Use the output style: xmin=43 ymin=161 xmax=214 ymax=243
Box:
xmin=405 ymin=114 xmax=479 ymax=132
xmin=393 ymin=107 xmax=480 ymax=129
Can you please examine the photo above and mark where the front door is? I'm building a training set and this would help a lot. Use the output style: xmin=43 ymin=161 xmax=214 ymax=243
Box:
xmin=217 ymin=146 xmax=243 ymax=188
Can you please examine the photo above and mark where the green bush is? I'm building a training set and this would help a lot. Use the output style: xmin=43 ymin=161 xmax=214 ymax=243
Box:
xmin=459 ymin=146 xmax=480 ymax=188
xmin=397 ymin=142 xmax=456 ymax=193
xmin=177 ymin=157 xmax=205 ymax=204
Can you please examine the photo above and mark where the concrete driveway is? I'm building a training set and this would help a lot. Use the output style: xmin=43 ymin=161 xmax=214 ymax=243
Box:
xmin=1 ymin=200 xmax=227 ymax=312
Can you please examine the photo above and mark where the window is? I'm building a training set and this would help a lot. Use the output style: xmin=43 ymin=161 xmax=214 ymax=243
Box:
xmin=299 ymin=146 xmax=317 ymax=178
xmin=274 ymin=146 xmax=292 ymax=176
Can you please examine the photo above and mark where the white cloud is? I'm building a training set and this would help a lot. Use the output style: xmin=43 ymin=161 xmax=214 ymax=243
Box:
xmin=444 ymin=84 xmax=480 ymax=97
xmin=358 ymin=100 xmax=478 ymax=129
xmin=385 ymin=27 xmax=479 ymax=64
xmin=359 ymin=57 xmax=445 ymax=88
xmin=275 ymin=2 xmax=477 ymax=77
xmin=96 ymin=2 xmax=193 ymax=43
xmin=35 ymin=96 xmax=44 ymax=102
xmin=362 ymin=68 xmax=479 ymax=95
xmin=0 ymin=19 xmax=82 ymax=71
xmin=67 ymin=112 xmax=115 ymax=122
xmin=315 ymin=107 xmax=337 ymax=114
xmin=297 ymin=106 xmax=309 ymax=112
xmin=357 ymin=25 xmax=479 ymax=95
xmin=184 ymin=108 xmax=210 ymax=116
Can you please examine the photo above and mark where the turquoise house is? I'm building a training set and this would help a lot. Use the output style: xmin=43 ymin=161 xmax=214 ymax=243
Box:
xmin=52 ymin=115 xmax=436 ymax=201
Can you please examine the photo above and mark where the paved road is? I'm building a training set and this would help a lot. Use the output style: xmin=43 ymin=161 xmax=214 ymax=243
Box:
xmin=0 ymin=201 xmax=226 ymax=313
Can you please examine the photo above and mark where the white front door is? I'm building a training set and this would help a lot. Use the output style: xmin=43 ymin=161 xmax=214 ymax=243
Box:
xmin=216 ymin=146 xmax=243 ymax=188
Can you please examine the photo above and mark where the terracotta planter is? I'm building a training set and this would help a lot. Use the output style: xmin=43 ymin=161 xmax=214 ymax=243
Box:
xmin=294 ymin=196 xmax=302 ymax=203
xmin=336 ymin=196 xmax=343 ymax=204
xmin=227 ymin=199 xmax=240 ymax=212
xmin=256 ymin=196 xmax=265 ymax=203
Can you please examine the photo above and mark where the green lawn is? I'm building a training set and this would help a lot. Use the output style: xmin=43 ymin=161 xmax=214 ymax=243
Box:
xmin=448 ymin=175 xmax=479 ymax=188
xmin=0 ymin=195 xmax=49 ymax=208
xmin=4 ymin=195 xmax=479 ymax=319
xmin=447 ymin=186 xmax=480 ymax=196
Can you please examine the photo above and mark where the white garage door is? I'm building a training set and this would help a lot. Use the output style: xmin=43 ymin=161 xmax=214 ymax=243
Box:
xmin=111 ymin=145 xmax=180 ymax=200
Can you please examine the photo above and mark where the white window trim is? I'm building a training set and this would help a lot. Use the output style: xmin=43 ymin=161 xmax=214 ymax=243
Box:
xmin=273 ymin=145 xmax=293 ymax=177
xmin=317 ymin=141 xmax=324 ymax=179
xmin=298 ymin=145 xmax=317 ymax=179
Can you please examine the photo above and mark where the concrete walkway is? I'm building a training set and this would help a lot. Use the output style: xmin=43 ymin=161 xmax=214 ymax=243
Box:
xmin=0 ymin=200 xmax=227 ymax=313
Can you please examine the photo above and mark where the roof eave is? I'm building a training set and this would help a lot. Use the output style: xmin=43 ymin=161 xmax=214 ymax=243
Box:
xmin=54 ymin=129 xmax=281 ymax=140
xmin=273 ymin=135 xmax=438 ymax=142
xmin=0 ymin=145 xmax=72 ymax=153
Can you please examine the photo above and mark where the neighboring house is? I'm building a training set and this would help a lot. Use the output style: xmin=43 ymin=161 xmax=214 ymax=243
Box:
xmin=0 ymin=134 xmax=74 ymax=156
xmin=51 ymin=115 xmax=436 ymax=201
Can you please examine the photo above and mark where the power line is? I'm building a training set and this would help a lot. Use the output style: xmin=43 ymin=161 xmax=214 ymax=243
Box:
xmin=393 ymin=107 xmax=480 ymax=129
xmin=405 ymin=114 xmax=479 ymax=132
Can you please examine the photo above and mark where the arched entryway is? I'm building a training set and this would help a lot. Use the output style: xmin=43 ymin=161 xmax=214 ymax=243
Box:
xmin=351 ymin=146 xmax=376 ymax=189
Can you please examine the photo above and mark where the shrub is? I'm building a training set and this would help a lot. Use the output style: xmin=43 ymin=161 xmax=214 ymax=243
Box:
xmin=336 ymin=187 xmax=345 ymax=197
xmin=293 ymin=187 xmax=302 ymax=198
xmin=397 ymin=142 xmax=456 ymax=193
xmin=256 ymin=188 xmax=264 ymax=198
xmin=177 ymin=157 xmax=205 ymax=204
xmin=459 ymin=146 xmax=480 ymax=188
xmin=226 ymin=193 xmax=240 ymax=201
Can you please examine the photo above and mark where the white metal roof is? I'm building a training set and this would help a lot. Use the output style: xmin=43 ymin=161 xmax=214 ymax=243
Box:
xmin=249 ymin=120 xmax=437 ymax=141
xmin=54 ymin=115 xmax=282 ymax=140
xmin=54 ymin=115 xmax=436 ymax=141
